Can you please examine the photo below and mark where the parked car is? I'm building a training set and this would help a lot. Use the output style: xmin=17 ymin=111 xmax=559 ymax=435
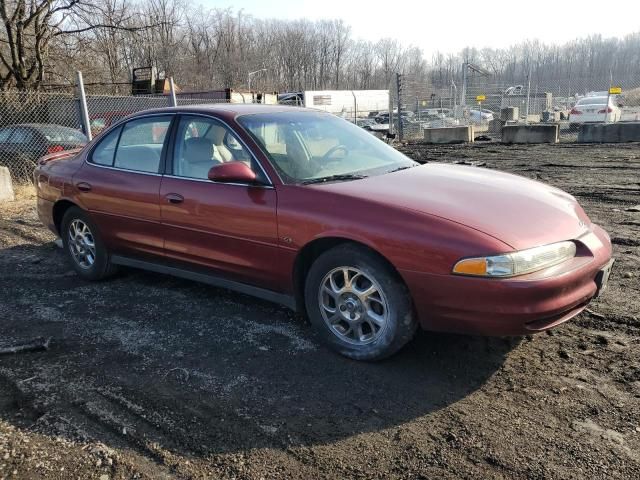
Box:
xmin=35 ymin=105 xmax=613 ymax=360
xmin=351 ymin=118 xmax=377 ymax=130
xmin=504 ymin=85 xmax=525 ymax=96
xmin=0 ymin=123 xmax=87 ymax=180
xmin=419 ymin=108 xmax=452 ymax=118
xmin=569 ymin=96 xmax=622 ymax=128
xmin=425 ymin=116 xmax=460 ymax=128
xmin=469 ymin=109 xmax=495 ymax=123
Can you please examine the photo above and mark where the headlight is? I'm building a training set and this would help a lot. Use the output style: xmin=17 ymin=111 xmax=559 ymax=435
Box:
xmin=453 ymin=241 xmax=576 ymax=277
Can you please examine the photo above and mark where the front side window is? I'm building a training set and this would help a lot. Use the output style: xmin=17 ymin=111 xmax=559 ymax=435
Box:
xmin=237 ymin=111 xmax=417 ymax=183
xmin=172 ymin=115 xmax=256 ymax=180
xmin=113 ymin=116 xmax=172 ymax=173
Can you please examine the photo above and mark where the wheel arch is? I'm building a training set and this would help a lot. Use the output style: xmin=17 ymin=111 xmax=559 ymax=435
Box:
xmin=52 ymin=199 xmax=80 ymax=236
xmin=292 ymin=236 xmax=406 ymax=314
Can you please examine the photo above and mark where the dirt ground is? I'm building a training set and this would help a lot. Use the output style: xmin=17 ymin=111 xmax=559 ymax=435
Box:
xmin=0 ymin=142 xmax=639 ymax=480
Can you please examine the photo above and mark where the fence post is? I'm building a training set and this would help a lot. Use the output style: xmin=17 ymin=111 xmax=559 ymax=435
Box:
xmin=396 ymin=73 xmax=404 ymax=142
xmin=525 ymin=63 xmax=532 ymax=124
xmin=75 ymin=71 xmax=92 ymax=141
xmin=389 ymin=97 xmax=395 ymax=136
xmin=351 ymin=90 xmax=357 ymax=123
xmin=169 ymin=77 xmax=178 ymax=107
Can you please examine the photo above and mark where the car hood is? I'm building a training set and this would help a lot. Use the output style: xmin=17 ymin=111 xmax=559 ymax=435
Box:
xmin=316 ymin=163 xmax=591 ymax=250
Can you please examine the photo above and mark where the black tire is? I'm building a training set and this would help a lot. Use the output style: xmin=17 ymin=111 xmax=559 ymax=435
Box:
xmin=61 ymin=206 xmax=117 ymax=281
xmin=304 ymin=244 xmax=417 ymax=361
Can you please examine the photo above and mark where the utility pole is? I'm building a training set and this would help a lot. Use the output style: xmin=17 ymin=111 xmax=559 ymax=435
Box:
xmin=248 ymin=68 xmax=267 ymax=91
xmin=460 ymin=62 xmax=468 ymax=107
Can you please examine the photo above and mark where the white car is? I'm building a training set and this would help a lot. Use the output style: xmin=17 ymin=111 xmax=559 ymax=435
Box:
xmin=569 ymin=96 xmax=622 ymax=126
xmin=469 ymin=109 xmax=494 ymax=123
xmin=504 ymin=85 xmax=525 ymax=96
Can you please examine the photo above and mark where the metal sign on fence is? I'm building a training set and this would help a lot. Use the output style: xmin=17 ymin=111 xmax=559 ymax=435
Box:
xmin=609 ymin=86 xmax=622 ymax=95
xmin=132 ymin=66 xmax=157 ymax=95
xmin=476 ymin=95 xmax=486 ymax=102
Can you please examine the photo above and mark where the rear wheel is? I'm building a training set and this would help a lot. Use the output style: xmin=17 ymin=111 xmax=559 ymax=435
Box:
xmin=304 ymin=244 xmax=417 ymax=360
xmin=61 ymin=207 xmax=117 ymax=280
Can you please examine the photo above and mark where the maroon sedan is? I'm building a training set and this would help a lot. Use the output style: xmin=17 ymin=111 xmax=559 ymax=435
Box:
xmin=35 ymin=105 xmax=614 ymax=360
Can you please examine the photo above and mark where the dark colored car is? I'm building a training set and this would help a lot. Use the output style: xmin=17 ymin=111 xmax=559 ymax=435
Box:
xmin=0 ymin=124 xmax=87 ymax=180
xmin=34 ymin=105 xmax=614 ymax=360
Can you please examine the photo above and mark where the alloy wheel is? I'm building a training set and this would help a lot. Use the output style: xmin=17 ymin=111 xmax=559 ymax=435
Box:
xmin=68 ymin=219 xmax=96 ymax=269
xmin=318 ymin=266 xmax=389 ymax=345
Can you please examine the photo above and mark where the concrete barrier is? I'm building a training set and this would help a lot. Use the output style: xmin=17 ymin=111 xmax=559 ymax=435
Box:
xmin=578 ymin=122 xmax=640 ymax=143
xmin=489 ymin=119 xmax=505 ymax=134
xmin=423 ymin=126 xmax=474 ymax=144
xmin=500 ymin=107 xmax=519 ymax=121
xmin=0 ymin=166 xmax=15 ymax=202
xmin=502 ymin=124 xmax=559 ymax=144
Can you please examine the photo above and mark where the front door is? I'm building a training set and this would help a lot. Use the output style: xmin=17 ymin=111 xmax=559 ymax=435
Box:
xmin=159 ymin=114 xmax=280 ymax=289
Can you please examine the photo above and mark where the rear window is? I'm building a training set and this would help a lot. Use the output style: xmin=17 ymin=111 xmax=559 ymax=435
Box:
xmin=37 ymin=126 xmax=87 ymax=143
xmin=576 ymin=97 xmax=608 ymax=106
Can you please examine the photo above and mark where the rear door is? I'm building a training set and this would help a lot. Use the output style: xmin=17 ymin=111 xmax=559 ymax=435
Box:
xmin=73 ymin=114 xmax=174 ymax=257
xmin=159 ymin=114 xmax=280 ymax=288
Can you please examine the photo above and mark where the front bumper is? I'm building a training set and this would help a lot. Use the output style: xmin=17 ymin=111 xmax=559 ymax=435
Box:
xmin=401 ymin=225 xmax=613 ymax=336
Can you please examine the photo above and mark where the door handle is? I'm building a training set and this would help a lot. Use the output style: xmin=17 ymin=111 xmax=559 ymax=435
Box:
xmin=76 ymin=182 xmax=92 ymax=192
xmin=165 ymin=193 xmax=184 ymax=204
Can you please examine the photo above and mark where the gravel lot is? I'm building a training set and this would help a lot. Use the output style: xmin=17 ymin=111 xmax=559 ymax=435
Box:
xmin=0 ymin=142 xmax=639 ymax=480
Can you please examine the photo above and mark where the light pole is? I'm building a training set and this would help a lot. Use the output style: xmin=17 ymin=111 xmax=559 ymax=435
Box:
xmin=248 ymin=68 xmax=267 ymax=91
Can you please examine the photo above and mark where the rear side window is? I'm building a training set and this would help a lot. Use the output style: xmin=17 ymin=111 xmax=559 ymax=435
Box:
xmin=113 ymin=116 xmax=171 ymax=173
xmin=91 ymin=127 xmax=121 ymax=166
xmin=8 ymin=128 xmax=34 ymax=144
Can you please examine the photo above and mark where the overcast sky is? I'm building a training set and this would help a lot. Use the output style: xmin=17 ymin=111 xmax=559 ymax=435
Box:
xmin=203 ymin=0 xmax=639 ymax=56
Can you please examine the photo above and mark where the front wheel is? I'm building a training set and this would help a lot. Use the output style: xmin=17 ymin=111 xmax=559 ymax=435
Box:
xmin=304 ymin=244 xmax=417 ymax=360
xmin=61 ymin=207 xmax=117 ymax=281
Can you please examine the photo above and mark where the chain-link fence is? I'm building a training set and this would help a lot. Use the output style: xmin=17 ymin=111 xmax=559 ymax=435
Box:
xmin=1 ymin=68 xmax=639 ymax=184
xmin=395 ymin=68 xmax=640 ymax=143
xmin=0 ymin=86 xmax=263 ymax=183
xmin=278 ymin=90 xmax=392 ymax=140
xmin=0 ymin=91 xmax=84 ymax=182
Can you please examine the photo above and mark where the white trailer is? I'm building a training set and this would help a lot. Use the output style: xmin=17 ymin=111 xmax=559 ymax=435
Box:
xmin=302 ymin=90 xmax=389 ymax=118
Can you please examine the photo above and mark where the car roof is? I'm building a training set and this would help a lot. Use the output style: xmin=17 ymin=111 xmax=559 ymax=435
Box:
xmin=127 ymin=103 xmax=313 ymax=121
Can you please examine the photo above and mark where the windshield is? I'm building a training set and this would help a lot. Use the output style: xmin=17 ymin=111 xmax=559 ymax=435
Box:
xmin=237 ymin=111 xmax=417 ymax=183
xmin=576 ymin=97 xmax=608 ymax=106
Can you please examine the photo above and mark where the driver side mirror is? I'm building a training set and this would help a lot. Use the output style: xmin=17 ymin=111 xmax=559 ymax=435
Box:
xmin=208 ymin=161 xmax=257 ymax=184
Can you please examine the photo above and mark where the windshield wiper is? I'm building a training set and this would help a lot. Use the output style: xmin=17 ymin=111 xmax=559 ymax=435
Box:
xmin=301 ymin=174 xmax=368 ymax=185
xmin=386 ymin=164 xmax=418 ymax=174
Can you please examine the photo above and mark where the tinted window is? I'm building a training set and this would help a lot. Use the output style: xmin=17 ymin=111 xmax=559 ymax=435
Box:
xmin=8 ymin=128 xmax=34 ymax=144
xmin=172 ymin=116 xmax=255 ymax=180
xmin=113 ymin=116 xmax=171 ymax=173
xmin=91 ymin=126 xmax=121 ymax=166
xmin=0 ymin=128 xmax=13 ymax=142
